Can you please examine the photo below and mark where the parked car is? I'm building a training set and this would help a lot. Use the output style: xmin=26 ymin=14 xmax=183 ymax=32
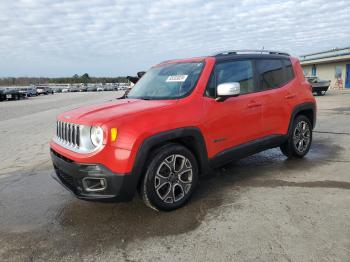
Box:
xmin=50 ymin=50 xmax=316 ymax=211
xmin=70 ymin=86 xmax=80 ymax=92
xmin=104 ymin=86 xmax=115 ymax=91
xmin=53 ymin=88 xmax=62 ymax=93
xmin=36 ymin=86 xmax=54 ymax=95
xmin=19 ymin=87 xmax=37 ymax=97
xmin=79 ymin=86 xmax=88 ymax=92
xmin=0 ymin=88 xmax=6 ymax=101
xmin=87 ymin=86 xmax=97 ymax=92
xmin=97 ymin=86 xmax=105 ymax=92
xmin=61 ymin=88 xmax=69 ymax=93
xmin=306 ymin=76 xmax=331 ymax=96
xmin=3 ymin=88 xmax=27 ymax=100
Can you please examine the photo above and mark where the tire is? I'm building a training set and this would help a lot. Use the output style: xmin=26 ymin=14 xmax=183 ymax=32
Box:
xmin=141 ymin=143 xmax=199 ymax=211
xmin=280 ymin=115 xmax=312 ymax=158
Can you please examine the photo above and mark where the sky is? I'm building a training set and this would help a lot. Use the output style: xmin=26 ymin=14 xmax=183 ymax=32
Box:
xmin=0 ymin=0 xmax=349 ymax=77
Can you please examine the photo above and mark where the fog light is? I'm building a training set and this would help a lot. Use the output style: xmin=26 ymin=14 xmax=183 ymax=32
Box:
xmin=82 ymin=177 xmax=107 ymax=192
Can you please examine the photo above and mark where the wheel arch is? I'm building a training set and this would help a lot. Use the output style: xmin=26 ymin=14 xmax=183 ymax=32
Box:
xmin=131 ymin=127 xmax=211 ymax=193
xmin=288 ymin=102 xmax=316 ymax=135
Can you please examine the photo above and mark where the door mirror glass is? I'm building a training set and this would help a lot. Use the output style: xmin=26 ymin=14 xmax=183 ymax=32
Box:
xmin=217 ymin=82 xmax=240 ymax=98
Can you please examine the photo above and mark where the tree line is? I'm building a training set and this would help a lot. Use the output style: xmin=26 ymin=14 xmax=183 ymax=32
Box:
xmin=0 ymin=73 xmax=129 ymax=86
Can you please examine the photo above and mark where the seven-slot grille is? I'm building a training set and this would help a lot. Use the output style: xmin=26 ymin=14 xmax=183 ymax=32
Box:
xmin=56 ymin=121 xmax=80 ymax=147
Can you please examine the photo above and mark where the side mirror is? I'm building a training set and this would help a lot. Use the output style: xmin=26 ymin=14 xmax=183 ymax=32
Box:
xmin=216 ymin=82 xmax=240 ymax=101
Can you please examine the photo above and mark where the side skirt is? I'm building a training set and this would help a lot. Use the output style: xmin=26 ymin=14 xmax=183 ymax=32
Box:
xmin=209 ymin=135 xmax=288 ymax=168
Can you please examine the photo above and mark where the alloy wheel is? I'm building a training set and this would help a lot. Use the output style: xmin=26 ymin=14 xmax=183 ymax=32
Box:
xmin=293 ymin=120 xmax=311 ymax=153
xmin=154 ymin=154 xmax=193 ymax=204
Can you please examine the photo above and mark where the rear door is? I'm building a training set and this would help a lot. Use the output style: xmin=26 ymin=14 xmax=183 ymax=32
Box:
xmin=203 ymin=59 xmax=263 ymax=157
xmin=255 ymin=58 xmax=294 ymax=136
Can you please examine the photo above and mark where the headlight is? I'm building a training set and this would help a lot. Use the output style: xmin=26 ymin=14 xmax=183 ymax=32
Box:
xmin=90 ymin=126 xmax=104 ymax=147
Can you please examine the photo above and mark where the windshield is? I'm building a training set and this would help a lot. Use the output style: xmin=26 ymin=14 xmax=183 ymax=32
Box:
xmin=128 ymin=62 xmax=204 ymax=100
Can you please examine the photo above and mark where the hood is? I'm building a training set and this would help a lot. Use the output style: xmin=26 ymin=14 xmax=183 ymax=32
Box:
xmin=57 ymin=99 xmax=175 ymax=125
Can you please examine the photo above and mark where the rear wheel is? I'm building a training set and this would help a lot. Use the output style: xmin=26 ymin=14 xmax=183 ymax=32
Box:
xmin=280 ymin=115 xmax=312 ymax=158
xmin=141 ymin=144 xmax=198 ymax=211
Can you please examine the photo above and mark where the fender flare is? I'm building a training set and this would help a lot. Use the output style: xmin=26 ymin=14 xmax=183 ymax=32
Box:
xmin=128 ymin=127 xmax=211 ymax=194
xmin=287 ymin=102 xmax=316 ymax=135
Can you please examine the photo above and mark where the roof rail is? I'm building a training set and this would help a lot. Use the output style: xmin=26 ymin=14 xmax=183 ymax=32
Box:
xmin=213 ymin=49 xmax=290 ymax=57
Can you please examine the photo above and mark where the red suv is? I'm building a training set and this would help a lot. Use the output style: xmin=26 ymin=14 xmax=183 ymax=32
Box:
xmin=50 ymin=50 xmax=316 ymax=211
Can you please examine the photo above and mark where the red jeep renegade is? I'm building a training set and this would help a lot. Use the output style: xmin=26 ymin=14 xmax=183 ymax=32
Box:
xmin=50 ymin=50 xmax=316 ymax=211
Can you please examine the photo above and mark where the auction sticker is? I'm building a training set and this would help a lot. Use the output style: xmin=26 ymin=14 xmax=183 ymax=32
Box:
xmin=166 ymin=75 xmax=188 ymax=82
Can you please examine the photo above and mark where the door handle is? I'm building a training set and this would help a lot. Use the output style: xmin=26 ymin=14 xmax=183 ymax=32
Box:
xmin=285 ymin=93 xmax=296 ymax=99
xmin=247 ymin=101 xmax=262 ymax=108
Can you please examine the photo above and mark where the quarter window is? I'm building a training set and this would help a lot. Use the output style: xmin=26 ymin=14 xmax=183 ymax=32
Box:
xmin=256 ymin=59 xmax=284 ymax=90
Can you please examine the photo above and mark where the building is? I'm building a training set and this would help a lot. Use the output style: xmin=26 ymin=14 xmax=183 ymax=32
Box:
xmin=300 ymin=47 xmax=350 ymax=89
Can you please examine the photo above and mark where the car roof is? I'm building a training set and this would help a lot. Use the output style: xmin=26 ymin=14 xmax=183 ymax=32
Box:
xmin=212 ymin=50 xmax=291 ymax=62
xmin=157 ymin=50 xmax=291 ymax=66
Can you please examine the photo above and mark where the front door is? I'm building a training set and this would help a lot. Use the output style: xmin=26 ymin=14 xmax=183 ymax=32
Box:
xmin=202 ymin=59 xmax=263 ymax=158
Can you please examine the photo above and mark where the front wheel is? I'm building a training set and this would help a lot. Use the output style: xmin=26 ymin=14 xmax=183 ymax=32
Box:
xmin=141 ymin=144 xmax=198 ymax=211
xmin=280 ymin=115 xmax=312 ymax=158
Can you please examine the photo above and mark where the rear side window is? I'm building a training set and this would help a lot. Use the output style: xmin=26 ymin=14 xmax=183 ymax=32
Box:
xmin=256 ymin=59 xmax=284 ymax=89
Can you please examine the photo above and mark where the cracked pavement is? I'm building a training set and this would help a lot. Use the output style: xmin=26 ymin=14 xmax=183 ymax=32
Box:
xmin=0 ymin=91 xmax=349 ymax=261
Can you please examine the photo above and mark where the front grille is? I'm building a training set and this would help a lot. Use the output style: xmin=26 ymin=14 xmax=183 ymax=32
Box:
xmin=56 ymin=121 xmax=80 ymax=147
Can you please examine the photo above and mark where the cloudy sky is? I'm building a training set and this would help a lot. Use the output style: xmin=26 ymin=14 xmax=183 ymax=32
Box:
xmin=1 ymin=0 xmax=349 ymax=77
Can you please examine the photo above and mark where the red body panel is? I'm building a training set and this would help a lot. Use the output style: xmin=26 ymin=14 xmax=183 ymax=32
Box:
xmin=51 ymin=56 xmax=315 ymax=174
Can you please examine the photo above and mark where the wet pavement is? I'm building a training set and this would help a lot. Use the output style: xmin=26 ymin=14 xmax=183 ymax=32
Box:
xmin=0 ymin=91 xmax=349 ymax=261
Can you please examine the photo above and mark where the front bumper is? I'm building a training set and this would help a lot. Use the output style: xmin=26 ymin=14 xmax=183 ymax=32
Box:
xmin=50 ymin=149 xmax=137 ymax=202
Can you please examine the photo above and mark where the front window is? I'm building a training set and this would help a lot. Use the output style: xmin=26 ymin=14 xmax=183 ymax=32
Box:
xmin=205 ymin=60 xmax=254 ymax=97
xmin=128 ymin=62 xmax=204 ymax=100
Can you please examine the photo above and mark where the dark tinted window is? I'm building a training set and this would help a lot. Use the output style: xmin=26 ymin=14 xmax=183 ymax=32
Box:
xmin=256 ymin=59 xmax=284 ymax=89
xmin=284 ymin=59 xmax=294 ymax=82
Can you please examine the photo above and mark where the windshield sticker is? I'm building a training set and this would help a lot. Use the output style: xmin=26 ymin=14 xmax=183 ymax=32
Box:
xmin=166 ymin=75 xmax=188 ymax=82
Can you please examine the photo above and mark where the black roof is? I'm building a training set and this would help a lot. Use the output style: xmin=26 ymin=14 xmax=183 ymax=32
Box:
xmin=211 ymin=50 xmax=291 ymax=62
xmin=213 ymin=49 xmax=290 ymax=56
